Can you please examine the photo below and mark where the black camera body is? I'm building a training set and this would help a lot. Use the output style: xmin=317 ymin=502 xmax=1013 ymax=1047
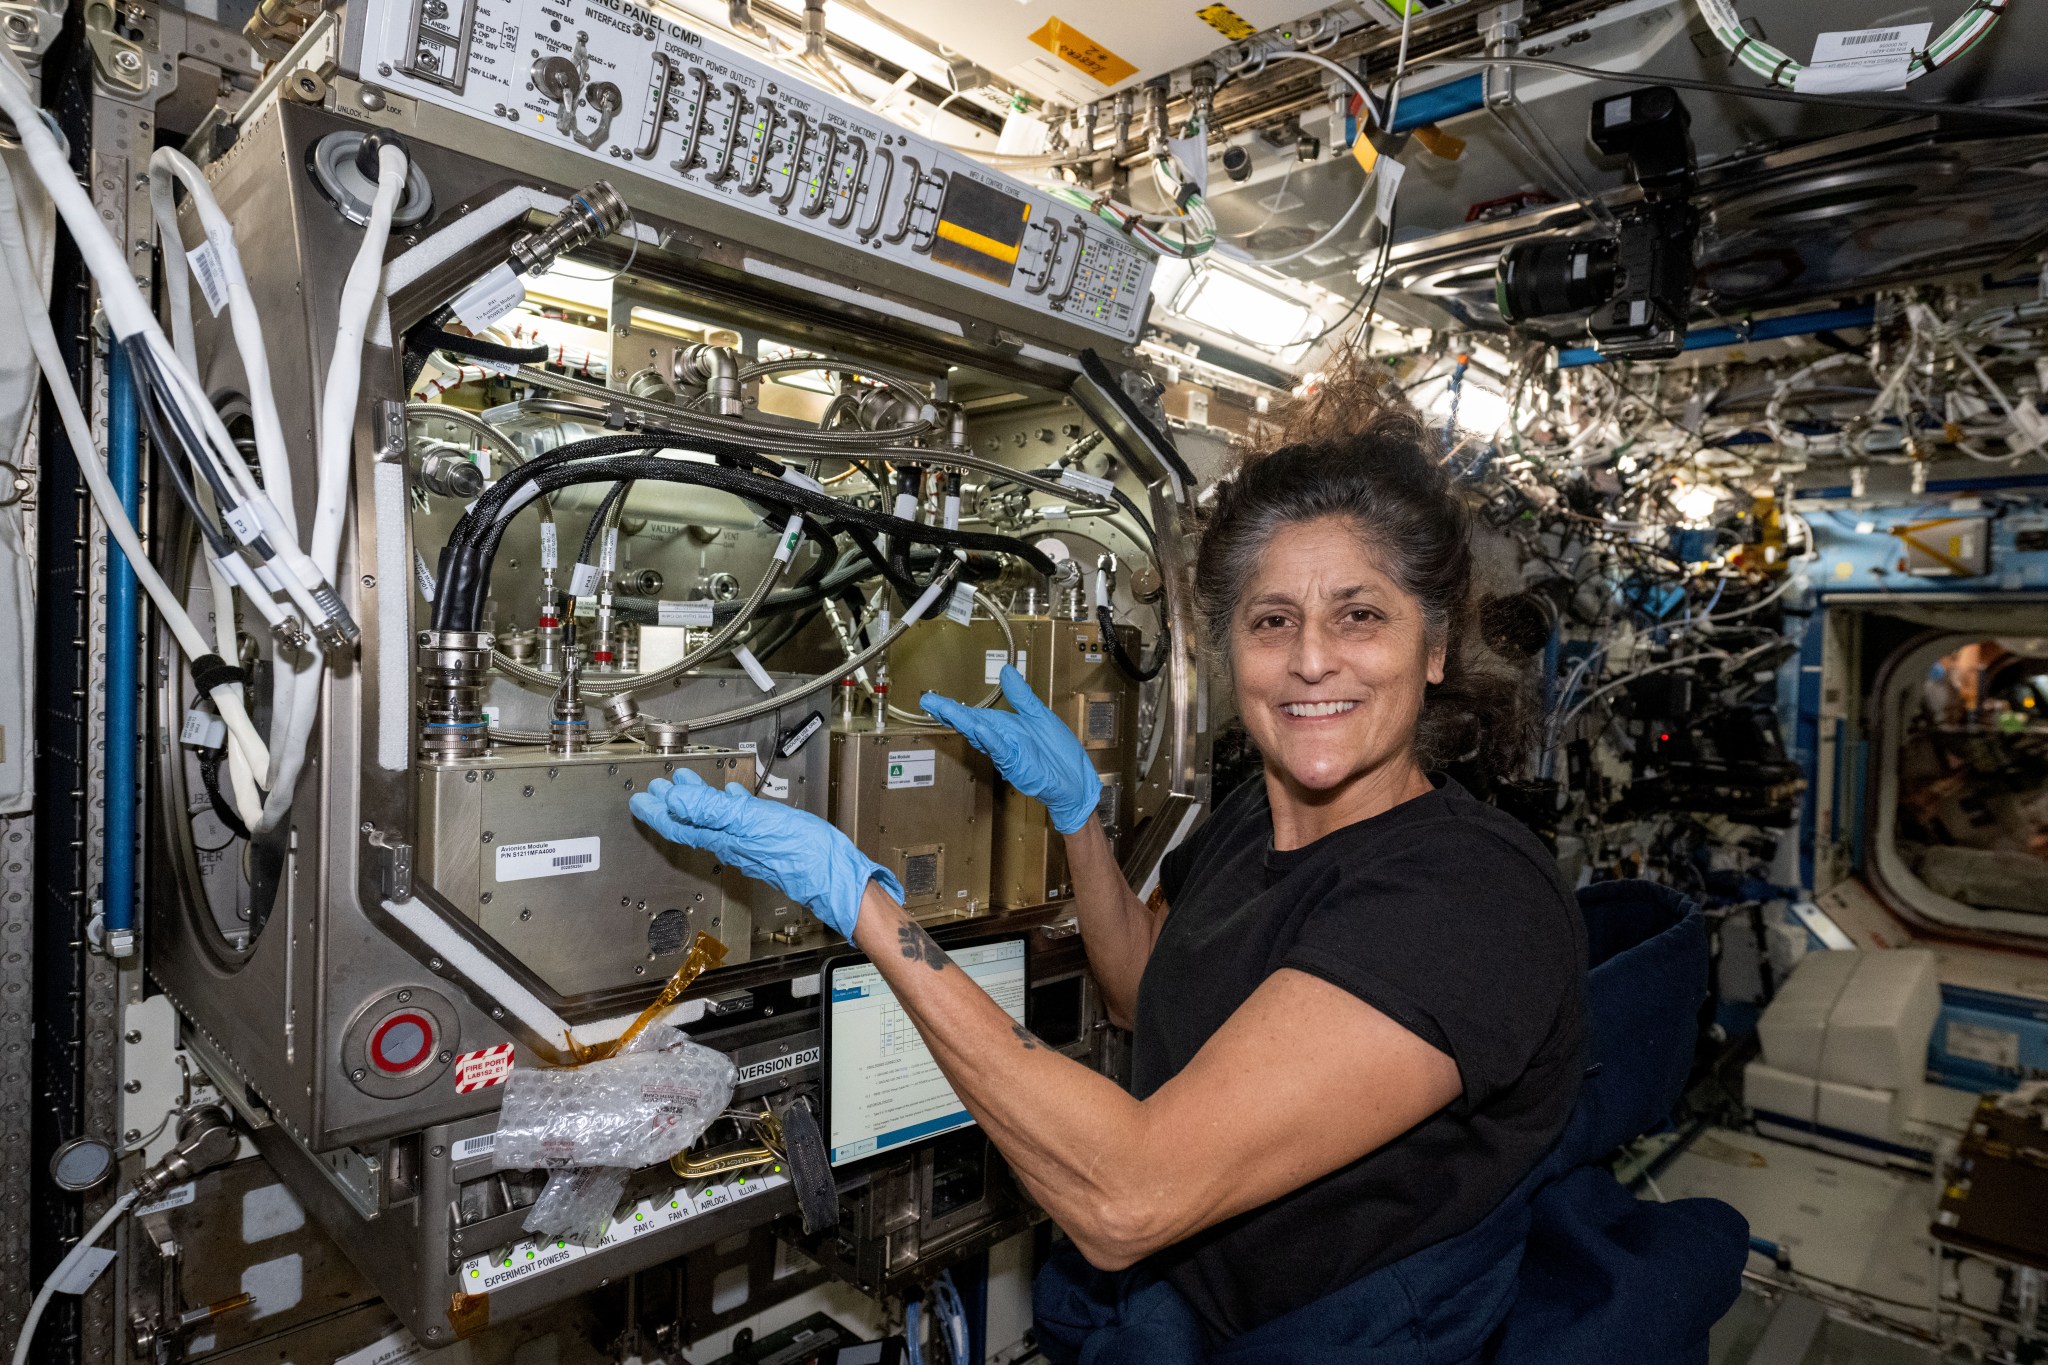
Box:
xmin=1496 ymin=87 xmax=1698 ymax=360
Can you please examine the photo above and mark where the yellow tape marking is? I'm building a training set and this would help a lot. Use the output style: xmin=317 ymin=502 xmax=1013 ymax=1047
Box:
xmin=1027 ymin=18 xmax=1138 ymax=86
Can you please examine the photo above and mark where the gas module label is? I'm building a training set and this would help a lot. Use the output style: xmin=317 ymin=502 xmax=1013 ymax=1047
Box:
xmin=495 ymin=836 xmax=600 ymax=881
xmin=347 ymin=0 xmax=1153 ymax=342
xmin=884 ymin=751 xmax=936 ymax=790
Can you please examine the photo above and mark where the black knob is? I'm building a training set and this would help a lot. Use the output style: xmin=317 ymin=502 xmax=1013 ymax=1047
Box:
xmin=355 ymin=129 xmax=410 ymax=182
xmin=1221 ymin=145 xmax=1252 ymax=182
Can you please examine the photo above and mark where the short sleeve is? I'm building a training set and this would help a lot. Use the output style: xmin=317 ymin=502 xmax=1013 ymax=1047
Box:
xmin=1278 ymin=827 xmax=1580 ymax=1106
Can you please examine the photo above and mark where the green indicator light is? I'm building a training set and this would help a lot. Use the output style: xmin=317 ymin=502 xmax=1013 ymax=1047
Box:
xmin=774 ymin=1164 xmax=783 ymax=1173
xmin=470 ymin=1269 xmax=481 ymax=1279
xmin=556 ymin=1240 xmax=566 ymax=1249
xmin=525 ymin=1249 xmax=535 ymax=1259
xmin=737 ymin=1177 xmax=747 ymax=1186
xmin=670 ymin=1200 xmax=680 ymax=1209
xmin=634 ymin=1212 xmax=645 ymax=1222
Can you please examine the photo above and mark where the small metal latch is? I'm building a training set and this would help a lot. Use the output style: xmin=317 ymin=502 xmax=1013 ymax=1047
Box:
xmin=1038 ymin=915 xmax=1080 ymax=939
xmin=373 ymin=399 xmax=408 ymax=464
xmin=82 ymin=0 xmax=148 ymax=95
xmin=366 ymin=827 xmax=413 ymax=899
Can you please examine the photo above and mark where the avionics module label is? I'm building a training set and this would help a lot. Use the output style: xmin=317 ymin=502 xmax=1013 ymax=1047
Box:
xmin=495 ymin=837 xmax=600 ymax=882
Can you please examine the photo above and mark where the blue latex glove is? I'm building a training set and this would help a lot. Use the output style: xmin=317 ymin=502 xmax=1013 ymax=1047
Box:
xmin=630 ymin=769 xmax=903 ymax=939
xmin=920 ymin=665 xmax=1102 ymax=835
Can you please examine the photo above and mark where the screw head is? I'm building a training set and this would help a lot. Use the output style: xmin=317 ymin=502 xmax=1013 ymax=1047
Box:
xmin=431 ymin=1145 xmax=445 ymax=1158
xmin=350 ymin=1068 xmax=367 ymax=1082
xmin=465 ymin=771 xmax=477 ymax=783
xmin=481 ymin=831 xmax=494 ymax=844
xmin=123 ymin=1079 xmax=142 ymax=1093
xmin=480 ymin=891 xmax=494 ymax=904
xmin=123 ymin=1029 xmax=142 ymax=1044
xmin=522 ymin=784 xmax=535 ymax=797
xmin=113 ymin=48 xmax=141 ymax=71
xmin=397 ymin=989 xmax=412 ymax=1003
xmin=519 ymin=908 xmax=532 ymax=921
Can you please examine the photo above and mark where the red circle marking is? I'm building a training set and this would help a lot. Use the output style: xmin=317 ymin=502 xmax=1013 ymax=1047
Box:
xmin=369 ymin=1011 xmax=434 ymax=1073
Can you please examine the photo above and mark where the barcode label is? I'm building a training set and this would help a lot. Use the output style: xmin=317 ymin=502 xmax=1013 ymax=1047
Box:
xmin=187 ymin=241 xmax=229 ymax=316
xmin=451 ymin=1131 xmax=497 ymax=1163
xmin=946 ymin=582 xmax=976 ymax=626
xmin=1808 ymin=21 xmax=1928 ymax=67
xmin=495 ymin=836 xmax=601 ymax=883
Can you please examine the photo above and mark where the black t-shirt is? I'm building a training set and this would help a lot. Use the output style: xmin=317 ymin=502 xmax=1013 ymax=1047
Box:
xmin=1136 ymin=774 xmax=1588 ymax=1341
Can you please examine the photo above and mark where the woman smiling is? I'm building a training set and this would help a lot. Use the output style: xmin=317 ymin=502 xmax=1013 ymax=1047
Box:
xmin=633 ymin=365 xmax=1583 ymax=1359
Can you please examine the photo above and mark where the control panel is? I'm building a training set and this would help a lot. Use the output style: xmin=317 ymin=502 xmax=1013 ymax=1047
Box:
xmin=350 ymin=0 xmax=1155 ymax=342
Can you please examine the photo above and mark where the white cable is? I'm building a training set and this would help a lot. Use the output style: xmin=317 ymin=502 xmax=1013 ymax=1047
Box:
xmin=8 ymin=1190 xmax=138 ymax=1365
xmin=0 ymin=53 xmax=338 ymax=646
xmin=1693 ymin=570 xmax=1801 ymax=625
xmin=0 ymin=161 xmax=273 ymax=786
xmin=146 ymin=148 xmax=296 ymax=514
xmin=148 ymin=151 xmax=298 ymax=809
xmin=314 ymin=142 xmax=406 ymax=576
xmin=254 ymin=144 xmax=407 ymax=834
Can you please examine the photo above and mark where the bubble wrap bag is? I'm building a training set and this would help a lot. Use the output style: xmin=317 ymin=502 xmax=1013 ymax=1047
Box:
xmin=492 ymin=1026 xmax=736 ymax=1171
xmin=523 ymin=1166 xmax=632 ymax=1243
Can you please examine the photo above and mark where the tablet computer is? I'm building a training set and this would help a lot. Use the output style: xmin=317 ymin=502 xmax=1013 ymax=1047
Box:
xmin=818 ymin=933 xmax=1028 ymax=1169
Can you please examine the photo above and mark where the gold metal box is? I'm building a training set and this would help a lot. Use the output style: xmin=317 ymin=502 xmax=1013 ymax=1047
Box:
xmin=828 ymin=726 xmax=994 ymax=922
xmin=889 ymin=615 xmax=1139 ymax=907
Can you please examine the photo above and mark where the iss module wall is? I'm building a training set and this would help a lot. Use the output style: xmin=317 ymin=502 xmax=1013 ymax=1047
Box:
xmin=9 ymin=0 xmax=2048 ymax=1362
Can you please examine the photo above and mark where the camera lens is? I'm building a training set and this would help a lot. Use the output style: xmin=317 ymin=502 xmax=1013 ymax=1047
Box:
xmin=1495 ymin=237 xmax=1618 ymax=323
xmin=1221 ymin=145 xmax=1253 ymax=182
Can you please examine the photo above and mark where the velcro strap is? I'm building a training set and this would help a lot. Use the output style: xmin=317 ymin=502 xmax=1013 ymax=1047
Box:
xmin=191 ymin=652 xmax=246 ymax=694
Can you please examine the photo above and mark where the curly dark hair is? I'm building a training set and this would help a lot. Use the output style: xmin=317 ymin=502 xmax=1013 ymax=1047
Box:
xmin=1192 ymin=357 xmax=1534 ymax=782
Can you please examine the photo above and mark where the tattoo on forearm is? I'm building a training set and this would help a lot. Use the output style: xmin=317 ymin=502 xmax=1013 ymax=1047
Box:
xmin=897 ymin=922 xmax=949 ymax=972
xmin=1012 ymin=1024 xmax=1041 ymax=1050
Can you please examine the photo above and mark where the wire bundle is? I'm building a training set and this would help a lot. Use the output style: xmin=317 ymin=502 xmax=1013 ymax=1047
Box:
xmin=1692 ymin=0 xmax=2007 ymax=90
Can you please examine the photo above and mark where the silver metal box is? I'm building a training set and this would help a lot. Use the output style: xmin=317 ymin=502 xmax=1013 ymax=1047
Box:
xmin=416 ymin=745 xmax=755 ymax=999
